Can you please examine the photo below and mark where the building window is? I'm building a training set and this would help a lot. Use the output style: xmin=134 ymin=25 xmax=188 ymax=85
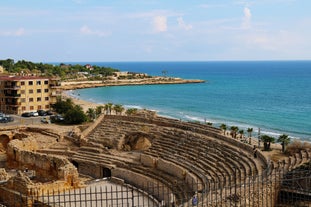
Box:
xmin=37 ymin=97 xmax=41 ymax=102
xmin=29 ymin=98 xmax=34 ymax=102
xmin=21 ymin=90 xmax=25 ymax=94
xmin=45 ymin=105 xmax=50 ymax=109
xmin=29 ymin=89 xmax=33 ymax=94
xmin=44 ymin=89 xmax=49 ymax=93
xmin=21 ymin=81 xmax=25 ymax=86
xmin=22 ymin=106 xmax=26 ymax=110
xmin=30 ymin=106 xmax=34 ymax=110
xmin=45 ymin=97 xmax=49 ymax=101
xmin=36 ymin=80 xmax=41 ymax=85
xmin=38 ymin=105 xmax=41 ymax=110
xmin=21 ymin=98 xmax=26 ymax=102
xmin=44 ymin=80 xmax=49 ymax=85
xmin=29 ymin=81 xmax=33 ymax=85
xmin=37 ymin=89 xmax=41 ymax=93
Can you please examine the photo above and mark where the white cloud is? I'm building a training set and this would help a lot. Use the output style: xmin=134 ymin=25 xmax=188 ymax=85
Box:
xmin=177 ymin=17 xmax=192 ymax=31
xmin=79 ymin=25 xmax=109 ymax=37
xmin=242 ymin=7 xmax=252 ymax=29
xmin=0 ymin=27 xmax=25 ymax=36
xmin=153 ymin=16 xmax=167 ymax=33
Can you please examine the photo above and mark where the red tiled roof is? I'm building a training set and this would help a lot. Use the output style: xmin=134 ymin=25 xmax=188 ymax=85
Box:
xmin=0 ymin=75 xmax=50 ymax=81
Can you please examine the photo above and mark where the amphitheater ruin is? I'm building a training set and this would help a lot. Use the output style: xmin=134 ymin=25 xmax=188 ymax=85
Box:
xmin=0 ymin=111 xmax=311 ymax=206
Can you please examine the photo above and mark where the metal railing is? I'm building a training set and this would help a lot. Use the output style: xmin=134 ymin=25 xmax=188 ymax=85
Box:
xmin=1 ymin=168 xmax=311 ymax=207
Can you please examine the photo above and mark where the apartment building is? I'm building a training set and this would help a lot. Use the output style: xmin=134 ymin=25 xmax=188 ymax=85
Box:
xmin=0 ymin=75 xmax=61 ymax=115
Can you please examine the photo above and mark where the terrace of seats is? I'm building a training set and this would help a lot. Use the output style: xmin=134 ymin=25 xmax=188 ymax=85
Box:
xmin=61 ymin=114 xmax=268 ymax=203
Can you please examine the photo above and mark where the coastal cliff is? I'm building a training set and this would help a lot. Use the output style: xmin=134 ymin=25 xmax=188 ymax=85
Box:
xmin=60 ymin=77 xmax=205 ymax=90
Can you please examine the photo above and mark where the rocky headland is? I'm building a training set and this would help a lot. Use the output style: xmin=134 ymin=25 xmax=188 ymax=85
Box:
xmin=60 ymin=77 xmax=205 ymax=90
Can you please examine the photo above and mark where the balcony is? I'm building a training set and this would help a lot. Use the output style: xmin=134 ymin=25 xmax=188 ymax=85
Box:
xmin=5 ymin=100 xmax=21 ymax=106
xmin=4 ymin=93 xmax=21 ymax=98
xmin=4 ymin=85 xmax=21 ymax=90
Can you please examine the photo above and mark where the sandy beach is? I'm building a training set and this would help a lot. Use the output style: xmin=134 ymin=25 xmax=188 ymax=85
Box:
xmin=62 ymin=91 xmax=102 ymax=112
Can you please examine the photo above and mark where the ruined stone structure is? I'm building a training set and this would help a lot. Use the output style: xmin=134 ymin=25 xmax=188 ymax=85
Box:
xmin=0 ymin=113 xmax=310 ymax=206
xmin=0 ymin=126 xmax=82 ymax=206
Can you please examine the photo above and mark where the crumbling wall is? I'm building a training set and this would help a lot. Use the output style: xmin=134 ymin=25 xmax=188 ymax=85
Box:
xmin=6 ymin=138 xmax=80 ymax=187
xmin=0 ymin=168 xmax=9 ymax=181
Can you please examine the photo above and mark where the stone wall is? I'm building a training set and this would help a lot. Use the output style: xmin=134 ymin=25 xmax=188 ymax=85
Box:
xmin=112 ymin=168 xmax=172 ymax=203
xmin=78 ymin=162 xmax=102 ymax=178
xmin=6 ymin=138 xmax=80 ymax=187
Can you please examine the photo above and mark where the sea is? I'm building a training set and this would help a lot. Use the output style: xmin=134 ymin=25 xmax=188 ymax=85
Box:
xmin=62 ymin=61 xmax=311 ymax=141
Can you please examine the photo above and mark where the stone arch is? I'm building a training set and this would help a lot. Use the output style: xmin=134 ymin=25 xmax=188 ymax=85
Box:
xmin=71 ymin=160 xmax=79 ymax=170
xmin=0 ymin=134 xmax=10 ymax=151
xmin=102 ymin=167 xmax=111 ymax=178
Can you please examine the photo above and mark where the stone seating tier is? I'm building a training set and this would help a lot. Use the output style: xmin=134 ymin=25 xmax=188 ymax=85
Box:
xmin=77 ymin=115 xmax=270 ymax=202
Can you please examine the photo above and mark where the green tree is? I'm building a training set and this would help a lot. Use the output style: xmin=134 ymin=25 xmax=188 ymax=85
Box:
xmin=104 ymin=103 xmax=113 ymax=115
xmin=86 ymin=108 xmax=96 ymax=121
xmin=239 ymin=129 xmax=244 ymax=139
xmin=247 ymin=128 xmax=253 ymax=138
xmin=0 ymin=59 xmax=14 ymax=72
xmin=230 ymin=126 xmax=239 ymax=138
xmin=277 ymin=134 xmax=290 ymax=153
xmin=125 ymin=108 xmax=138 ymax=116
xmin=64 ymin=105 xmax=87 ymax=124
xmin=261 ymin=135 xmax=275 ymax=151
xmin=220 ymin=124 xmax=227 ymax=135
xmin=113 ymin=104 xmax=124 ymax=115
xmin=95 ymin=105 xmax=104 ymax=116
xmin=52 ymin=97 xmax=75 ymax=114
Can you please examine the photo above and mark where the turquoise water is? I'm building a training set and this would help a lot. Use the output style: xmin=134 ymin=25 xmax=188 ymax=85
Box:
xmin=65 ymin=61 xmax=311 ymax=141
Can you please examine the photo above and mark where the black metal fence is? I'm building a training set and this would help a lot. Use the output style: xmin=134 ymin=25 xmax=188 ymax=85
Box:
xmin=1 ymin=169 xmax=311 ymax=207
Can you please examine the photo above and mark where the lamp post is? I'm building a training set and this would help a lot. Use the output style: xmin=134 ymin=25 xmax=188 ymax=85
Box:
xmin=258 ymin=128 xmax=261 ymax=148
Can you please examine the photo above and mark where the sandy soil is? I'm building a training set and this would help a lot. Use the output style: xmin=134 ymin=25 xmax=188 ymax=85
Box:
xmin=62 ymin=91 xmax=102 ymax=112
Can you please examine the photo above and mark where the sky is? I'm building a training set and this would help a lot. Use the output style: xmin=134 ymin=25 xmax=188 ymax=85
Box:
xmin=1 ymin=0 xmax=311 ymax=62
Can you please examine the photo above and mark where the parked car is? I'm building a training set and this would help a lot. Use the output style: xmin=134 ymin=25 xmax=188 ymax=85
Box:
xmin=37 ymin=110 xmax=47 ymax=116
xmin=46 ymin=110 xmax=54 ymax=115
xmin=30 ymin=112 xmax=39 ymax=117
xmin=5 ymin=116 xmax=14 ymax=122
xmin=41 ymin=117 xmax=50 ymax=124
xmin=21 ymin=112 xmax=32 ymax=117
xmin=50 ymin=114 xmax=64 ymax=123
xmin=0 ymin=117 xmax=9 ymax=123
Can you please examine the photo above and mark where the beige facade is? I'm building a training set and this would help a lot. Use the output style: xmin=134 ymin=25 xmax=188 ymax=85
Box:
xmin=0 ymin=76 xmax=61 ymax=114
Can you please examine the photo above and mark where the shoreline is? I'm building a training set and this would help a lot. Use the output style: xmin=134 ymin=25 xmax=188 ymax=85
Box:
xmin=62 ymin=90 xmax=284 ymax=157
xmin=62 ymin=91 xmax=102 ymax=112
xmin=60 ymin=79 xmax=309 ymax=141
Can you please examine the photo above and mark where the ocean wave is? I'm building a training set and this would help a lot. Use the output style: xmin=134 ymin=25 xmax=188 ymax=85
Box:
xmin=124 ymin=105 xmax=143 ymax=109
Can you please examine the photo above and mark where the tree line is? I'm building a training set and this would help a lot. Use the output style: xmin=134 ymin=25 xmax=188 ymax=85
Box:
xmin=52 ymin=97 xmax=138 ymax=125
xmin=219 ymin=123 xmax=290 ymax=152
xmin=0 ymin=58 xmax=119 ymax=79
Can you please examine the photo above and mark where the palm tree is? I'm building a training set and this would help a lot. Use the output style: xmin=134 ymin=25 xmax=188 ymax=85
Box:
xmin=104 ymin=103 xmax=113 ymax=115
xmin=86 ymin=108 xmax=96 ymax=120
xmin=126 ymin=108 xmax=138 ymax=116
xmin=261 ymin=135 xmax=275 ymax=151
xmin=277 ymin=134 xmax=290 ymax=153
xmin=113 ymin=104 xmax=124 ymax=115
xmin=95 ymin=105 xmax=104 ymax=116
xmin=220 ymin=124 xmax=227 ymax=135
xmin=230 ymin=126 xmax=239 ymax=138
xmin=247 ymin=128 xmax=253 ymax=138
xmin=239 ymin=130 xmax=244 ymax=139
